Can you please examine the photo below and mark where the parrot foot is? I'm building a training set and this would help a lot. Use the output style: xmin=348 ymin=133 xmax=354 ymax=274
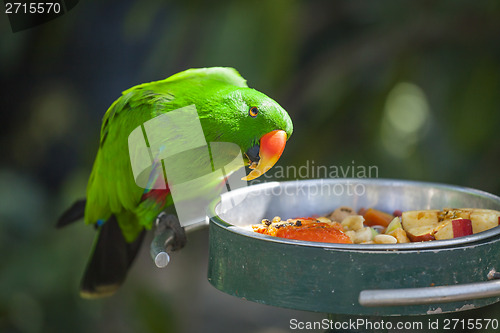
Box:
xmin=150 ymin=213 xmax=187 ymax=268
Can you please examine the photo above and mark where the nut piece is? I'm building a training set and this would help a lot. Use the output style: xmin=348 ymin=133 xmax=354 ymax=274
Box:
xmin=328 ymin=206 xmax=356 ymax=222
xmin=316 ymin=216 xmax=332 ymax=223
xmin=374 ymin=234 xmax=398 ymax=244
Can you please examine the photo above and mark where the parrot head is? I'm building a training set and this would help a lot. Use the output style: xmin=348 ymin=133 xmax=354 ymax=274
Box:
xmin=202 ymin=86 xmax=293 ymax=181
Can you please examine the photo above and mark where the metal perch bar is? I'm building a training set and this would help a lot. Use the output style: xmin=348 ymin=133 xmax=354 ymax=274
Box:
xmin=150 ymin=227 xmax=175 ymax=268
xmin=150 ymin=212 xmax=182 ymax=268
xmin=149 ymin=211 xmax=207 ymax=268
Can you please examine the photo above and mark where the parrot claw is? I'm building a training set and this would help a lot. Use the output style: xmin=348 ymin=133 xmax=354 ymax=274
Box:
xmin=150 ymin=213 xmax=187 ymax=268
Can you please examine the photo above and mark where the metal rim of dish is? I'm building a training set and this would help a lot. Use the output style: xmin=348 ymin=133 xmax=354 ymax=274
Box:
xmin=208 ymin=178 xmax=500 ymax=251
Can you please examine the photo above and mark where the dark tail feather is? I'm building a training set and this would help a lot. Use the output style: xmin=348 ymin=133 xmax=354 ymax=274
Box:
xmin=56 ymin=199 xmax=86 ymax=228
xmin=80 ymin=216 xmax=145 ymax=299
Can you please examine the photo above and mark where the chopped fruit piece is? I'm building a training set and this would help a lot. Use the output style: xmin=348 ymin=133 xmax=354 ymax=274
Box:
xmin=357 ymin=207 xmax=368 ymax=216
xmin=328 ymin=206 xmax=356 ymax=222
xmin=344 ymin=230 xmax=356 ymax=243
xmin=385 ymin=217 xmax=402 ymax=235
xmin=469 ymin=209 xmax=500 ymax=233
xmin=363 ymin=208 xmax=394 ymax=227
xmin=392 ymin=210 xmax=403 ymax=217
xmin=275 ymin=223 xmax=352 ymax=244
xmin=253 ymin=207 xmax=500 ymax=245
xmin=341 ymin=215 xmax=364 ymax=231
xmin=402 ymin=210 xmax=440 ymax=241
xmin=434 ymin=219 xmax=473 ymax=240
xmin=405 ymin=226 xmax=436 ymax=242
xmin=388 ymin=228 xmax=410 ymax=243
xmin=352 ymin=227 xmax=373 ymax=243
xmin=253 ymin=218 xmax=352 ymax=244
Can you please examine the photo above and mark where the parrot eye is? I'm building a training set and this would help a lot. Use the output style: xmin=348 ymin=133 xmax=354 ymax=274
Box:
xmin=249 ymin=106 xmax=259 ymax=118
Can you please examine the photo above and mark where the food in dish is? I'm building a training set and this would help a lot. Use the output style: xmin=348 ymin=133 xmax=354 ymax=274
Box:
xmin=252 ymin=207 xmax=500 ymax=244
xmin=402 ymin=208 xmax=500 ymax=241
xmin=252 ymin=217 xmax=352 ymax=243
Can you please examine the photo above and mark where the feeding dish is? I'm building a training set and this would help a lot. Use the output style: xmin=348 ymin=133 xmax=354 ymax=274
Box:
xmin=207 ymin=179 xmax=500 ymax=315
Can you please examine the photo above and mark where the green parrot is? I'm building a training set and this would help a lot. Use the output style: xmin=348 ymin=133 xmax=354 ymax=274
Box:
xmin=57 ymin=67 xmax=293 ymax=298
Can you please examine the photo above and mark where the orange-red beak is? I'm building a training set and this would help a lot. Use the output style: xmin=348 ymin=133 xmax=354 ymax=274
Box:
xmin=242 ymin=130 xmax=287 ymax=181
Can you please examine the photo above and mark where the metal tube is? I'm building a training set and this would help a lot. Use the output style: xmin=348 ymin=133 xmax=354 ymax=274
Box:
xmin=359 ymin=279 xmax=500 ymax=307
xmin=150 ymin=228 xmax=175 ymax=268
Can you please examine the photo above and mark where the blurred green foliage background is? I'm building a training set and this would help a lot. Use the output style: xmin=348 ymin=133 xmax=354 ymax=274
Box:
xmin=1 ymin=0 xmax=500 ymax=332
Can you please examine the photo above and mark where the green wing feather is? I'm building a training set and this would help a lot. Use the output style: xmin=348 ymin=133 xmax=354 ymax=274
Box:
xmin=85 ymin=67 xmax=248 ymax=241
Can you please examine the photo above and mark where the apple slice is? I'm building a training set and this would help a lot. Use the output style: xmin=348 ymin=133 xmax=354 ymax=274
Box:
xmin=401 ymin=210 xmax=440 ymax=241
xmin=384 ymin=216 xmax=411 ymax=243
xmin=469 ymin=209 xmax=500 ymax=233
xmin=434 ymin=218 xmax=473 ymax=240
xmin=385 ymin=217 xmax=402 ymax=235
xmin=404 ymin=225 xmax=436 ymax=242
xmin=402 ymin=210 xmax=440 ymax=229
